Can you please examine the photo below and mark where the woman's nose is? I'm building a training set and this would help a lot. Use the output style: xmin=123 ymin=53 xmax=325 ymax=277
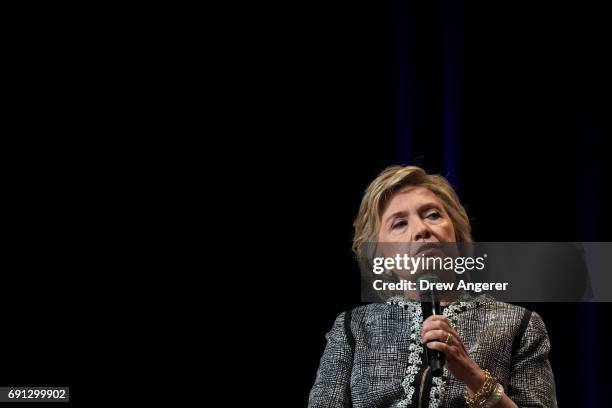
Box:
xmin=410 ymin=219 xmax=431 ymax=241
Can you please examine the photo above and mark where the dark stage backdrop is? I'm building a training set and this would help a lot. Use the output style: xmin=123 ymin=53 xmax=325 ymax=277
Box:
xmin=250 ymin=1 xmax=612 ymax=406
xmin=4 ymin=2 xmax=610 ymax=404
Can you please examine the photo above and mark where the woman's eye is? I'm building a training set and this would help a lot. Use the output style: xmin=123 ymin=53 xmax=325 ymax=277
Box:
xmin=426 ymin=212 xmax=441 ymax=220
xmin=392 ymin=220 xmax=407 ymax=230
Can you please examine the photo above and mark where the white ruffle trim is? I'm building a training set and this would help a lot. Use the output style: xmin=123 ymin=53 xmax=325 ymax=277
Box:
xmin=387 ymin=296 xmax=423 ymax=407
xmin=429 ymin=297 xmax=486 ymax=408
xmin=388 ymin=294 xmax=489 ymax=408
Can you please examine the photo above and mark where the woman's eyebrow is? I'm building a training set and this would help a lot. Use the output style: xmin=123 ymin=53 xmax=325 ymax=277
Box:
xmin=384 ymin=210 xmax=408 ymax=224
xmin=384 ymin=203 xmax=443 ymax=224
xmin=417 ymin=201 xmax=444 ymax=212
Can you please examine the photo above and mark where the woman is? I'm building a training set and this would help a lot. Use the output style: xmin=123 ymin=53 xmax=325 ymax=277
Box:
xmin=308 ymin=166 xmax=556 ymax=407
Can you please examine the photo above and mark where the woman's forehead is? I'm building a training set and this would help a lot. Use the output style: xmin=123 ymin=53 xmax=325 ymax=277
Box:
xmin=383 ymin=186 xmax=443 ymax=214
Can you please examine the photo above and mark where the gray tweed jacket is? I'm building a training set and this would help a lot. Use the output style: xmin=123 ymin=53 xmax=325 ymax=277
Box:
xmin=308 ymin=295 xmax=556 ymax=407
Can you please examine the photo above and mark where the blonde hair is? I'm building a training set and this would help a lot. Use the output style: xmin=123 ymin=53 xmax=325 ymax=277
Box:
xmin=352 ymin=165 xmax=472 ymax=257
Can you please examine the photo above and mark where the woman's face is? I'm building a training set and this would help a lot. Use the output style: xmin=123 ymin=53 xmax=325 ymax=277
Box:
xmin=377 ymin=185 xmax=459 ymax=294
xmin=378 ymin=186 xmax=456 ymax=243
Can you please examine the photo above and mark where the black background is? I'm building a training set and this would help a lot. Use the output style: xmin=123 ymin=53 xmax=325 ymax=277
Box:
xmin=245 ymin=1 xmax=612 ymax=407
xmin=3 ymin=1 xmax=611 ymax=406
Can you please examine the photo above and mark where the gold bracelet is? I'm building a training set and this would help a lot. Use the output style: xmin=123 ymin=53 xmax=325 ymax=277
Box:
xmin=464 ymin=370 xmax=496 ymax=408
xmin=482 ymin=383 xmax=504 ymax=408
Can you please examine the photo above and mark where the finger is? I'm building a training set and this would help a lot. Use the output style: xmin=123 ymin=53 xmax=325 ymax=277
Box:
xmin=424 ymin=314 xmax=450 ymax=323
xmin=426 ymin=341 xmax=459 ymax=357
xmin=421 ymin=329 xmax=454 ymax=343
xmin=424 ymin=315 xmax=456 ymax=332
xmin=422 ymin=319 xmax=456 ymax=337
xmin=422 ymin=320 xmax=467 ymax=354
xmin=423 ymin=316 xmax=461 ymax=340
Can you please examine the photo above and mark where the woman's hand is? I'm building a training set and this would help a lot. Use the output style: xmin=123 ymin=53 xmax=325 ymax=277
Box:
xmin=420 ymin=315 xmax=485 ymax=395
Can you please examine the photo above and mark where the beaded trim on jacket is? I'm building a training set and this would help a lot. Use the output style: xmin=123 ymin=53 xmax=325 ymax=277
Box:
xmin=386 ymin=293 xmax=492 ymax=407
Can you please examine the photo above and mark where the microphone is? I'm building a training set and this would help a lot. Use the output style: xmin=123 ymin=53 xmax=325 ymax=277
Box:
xmin=418 ymin=273 xmax=445 ymax=377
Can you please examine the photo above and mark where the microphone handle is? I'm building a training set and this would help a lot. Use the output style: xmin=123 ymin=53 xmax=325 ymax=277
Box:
xmin=427 ymin=290 xmax=445 ymax=377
